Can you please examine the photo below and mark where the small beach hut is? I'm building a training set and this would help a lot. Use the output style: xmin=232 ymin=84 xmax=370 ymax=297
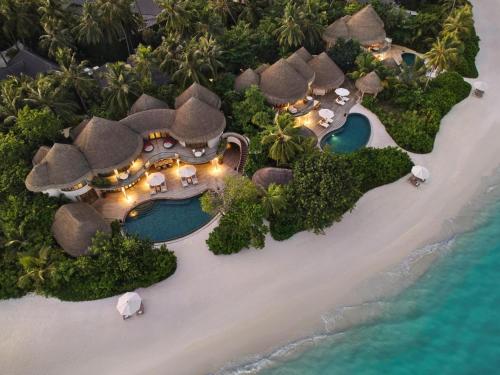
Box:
xmin=307 ymin=52 xmax=345 ymax=95
xmin=234 ymin=68 xmax=260 ymax=92
xmin=129 ymin=94 xmax=169 ymax=115
xmin=355 ymin=71 xmax=383 ymax=97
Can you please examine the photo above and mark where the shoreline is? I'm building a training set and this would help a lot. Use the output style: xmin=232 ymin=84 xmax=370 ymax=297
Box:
xmin=1 ymin=1 xmax=499 ymax=374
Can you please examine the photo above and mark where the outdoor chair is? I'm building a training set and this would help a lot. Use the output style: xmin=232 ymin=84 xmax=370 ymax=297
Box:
xmin=336 ymin=98 xmax=346 ymax=106
xmin=137 ymin=303 xmax=144 ymax=316
xmin=192 ymin=176 xmax=199 ymax=185
xmin=409 ymin=175 xmax=421 ymax=187
xmin=181 ymin=178 xmax=189 ymax=188
xmin=160 ymin=185 xmax=167 ymax=192
xmin=342 ymin=96 xmax=350 ymax=102
xmin=319 ymin=121 xmax=329 ymax=128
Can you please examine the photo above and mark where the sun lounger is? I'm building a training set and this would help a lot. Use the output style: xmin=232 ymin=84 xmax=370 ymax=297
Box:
xmin=136 ymin=302 xmax=144 ymax=316
xmin=327 ymin=118 xmax=334 ymax=124
xmin=181 ymin=178 xmax=188 ymax=188
xmin=150 ymin=190 xmax=157 ymax=196
xmin=335 ymin=98 xmax=346 ymax=106
xmin=160 ymin=185 xmax=167 ymax=192
xmin=342 ymin=96 xmax=350 ymax=102
xmin=409 ymin=175 xmax=421 ymax=187
xmin=319 ymin=121 xmax=329 ymax=128
xmin=192 ymin=176 xmax=199 ymax=185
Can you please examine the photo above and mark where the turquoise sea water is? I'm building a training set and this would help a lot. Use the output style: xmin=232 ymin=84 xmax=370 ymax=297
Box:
xmin=123 ymin=197 xmax=212 ymax=242
xmin=321 ymin=114 xmax=371 ymax=154
xmin=229 ymin=190 xmax=500 ymax=375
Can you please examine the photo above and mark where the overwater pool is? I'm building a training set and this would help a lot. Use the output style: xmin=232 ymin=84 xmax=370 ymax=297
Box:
xmin=402 ymin=52 xmax=416 ymax=66
xmin=124 ymin=197 xmax=212 ymax=242
xmin=321 ymin=113 xmax=371 ymax=154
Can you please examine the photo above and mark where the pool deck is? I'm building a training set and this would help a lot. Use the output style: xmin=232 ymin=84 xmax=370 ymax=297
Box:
xmin=92 ymin=162 xmax=237 ymax=222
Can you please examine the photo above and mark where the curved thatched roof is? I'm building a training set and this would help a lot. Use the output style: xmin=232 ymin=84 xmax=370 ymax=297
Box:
xmin=129 ymin=94 xmax=169 ymax=115
xmin=32 ymin=145 xmax=50 ymax=166
xmin=287 ymin=52 xmax=315 ymax=84
xmin=259 ymin=59 xmax=308 ymax=106
xmin=323 ymin=5 xmax=386 ymax=47
xmin=382 ymin=57 xmax=399 ymax=69
xmin=252 ymin=167 xmax=293 ymax=190
xmin=175 ymin=82 xmax=221 ymax=109
xmin=25 ymin=144 xmax=91 ymax=192
xmin=52 ymin=203 xmax=110 ymax=257
xmin=170 ymin=97 xmax=225 ymax=144
xmin=294 ymin=47 xmax=313 ymax=62
xmin=323 ymin=16 xmax=350 ymax=45
xmin=356 ymin=71 xmax=383 ymax=94
xmin=234 ymin=68 xmax=260 ymax=92
xmin=120 ymin=108 xmax=176 ymax=137
xmin=74 ymin=117 xmax=143 ymax=173
xmin=254 ymin=64 xmax=270 ymax=74
xmin=308 ymin=52 xmax=345 ymax=92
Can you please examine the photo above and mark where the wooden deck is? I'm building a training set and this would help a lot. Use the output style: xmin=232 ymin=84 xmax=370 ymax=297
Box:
xmin=93 ymin=162 xmax=237 ymax=221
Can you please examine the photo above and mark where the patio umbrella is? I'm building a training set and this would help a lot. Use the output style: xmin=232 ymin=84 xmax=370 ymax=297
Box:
xmin=473 ymin=81 xmax=487 ymax=92
xmin=147 ymin=172 xmax=165 ymax=187
xmin=411 ymin=165 xmax=430 ymax=181
xmin=116 ymin=292 xmax=142 ymax=316
xmin=179 ymin=164 xmax=196 ymax=178
xmin=335 ymin=88 xmax=350 ymax=97
xmin=318 ymin=108 xmax=334 ymax=119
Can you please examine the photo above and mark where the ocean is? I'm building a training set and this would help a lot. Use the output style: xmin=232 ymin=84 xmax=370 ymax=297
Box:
xmin=222 ymin=181 xmax=500 ymax=375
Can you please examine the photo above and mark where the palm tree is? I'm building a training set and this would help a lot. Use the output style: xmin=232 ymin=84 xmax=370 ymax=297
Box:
xmin=209 ymin=0 xmax=236 ymax=24
xmin=0 ymin=77 xmax=26 ymax=125
xmin=17 ymin=246 xmax=56 ymax=293
xmin=154 ymin=32 xmax=183 ymax=74
xmin=348 ymin=53 xmax=385 ymax=80
xmin=299 ymin=0 xmax=326 ymax=50
xmin=39 ymin=20 xmax=74 ymax=58
xmin=198 ymin=34 xmax=224 ymax=78
xmin=130 ymin=44 xmax=158 ymax=86
xmin=261 ymin=183 xmax=286 ymax=217
xmin=238 ymin=0 xmax=263 ymax=26
xmin=73 ymin=1 xmax=104 ymax=46
xmin=424 ymin=35 xmax=461 ymax=78
xmin=274 ymin=2 xmax=304 ymax=50
xmin=442 ymin=5 xmax=473 ymax=40
xmin=396 ymin=57 xmax=428 ymax=89
xmin=261 ymin=114 xmax=303 ymax=166
xmin=157 ymin=0 xmax=188 ymax=34
xmin=0 ymin=0 xmax=41 ymax=46
xmin=102 ymin=62 xmax=141 ymax=117
xmin=54 ymin=48 xmax=96 ymax=112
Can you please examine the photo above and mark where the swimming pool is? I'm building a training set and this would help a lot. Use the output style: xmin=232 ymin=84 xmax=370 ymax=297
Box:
xmin=321 ymin=113 xmax=371 ymax=154
xmin=402 ymin=52 xmax=416 ymax=66
xmin=123 ymin=197 xmax=213 ymax=242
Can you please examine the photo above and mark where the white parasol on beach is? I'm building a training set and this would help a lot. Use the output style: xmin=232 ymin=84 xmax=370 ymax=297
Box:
xmin=146 ymin=172 xmax=165 ymax=187
xmin=179 ymin=165 xmax=196 ymax=178
xmin=318 ymin=108 xmax=334 ymax=119
xmin=411 ymin=165 xmax=430 ymax=181
xmin=335 ymin=88 xmax=350 ymax=97
xmin=473 ymin=81 xmax=487 ymax=92
xmin=116 ymin=292 xmax=142 ymax=316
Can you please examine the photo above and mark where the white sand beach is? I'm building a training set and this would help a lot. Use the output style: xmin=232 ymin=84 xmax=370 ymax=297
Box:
xmin=1 ymin=1 xmax=499 ymax=374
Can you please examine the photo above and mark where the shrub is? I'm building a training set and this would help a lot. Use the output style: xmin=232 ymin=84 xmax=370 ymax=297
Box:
xmin=0 ymin=248 xmax=26 ymax=299
xmin=327 ymin=38 xmax=362 ymax=72
xmin=454 ymin=26 xmax=480 ymax=78
xmin=424 ymin=72 xmax=472 ymax=117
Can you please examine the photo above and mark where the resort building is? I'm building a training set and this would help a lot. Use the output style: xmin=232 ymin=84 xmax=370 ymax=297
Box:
xmin=0 ymin=48 xmax=58 ymax=81
xmin=322 ymin=5 xmax=388 ymax=51
xmin=355 ymin=71 xmax=384 ymax=97
xmin=52 ymin=202 xmax=111 ymax=257
xmin=25 ymin=83 xmax=246 ymax=203
xmin=234 ymin=47 xmax=345 ymax=105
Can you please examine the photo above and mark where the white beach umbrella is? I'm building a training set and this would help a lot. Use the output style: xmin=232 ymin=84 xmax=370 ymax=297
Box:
xmin=335 ymin=88 xmax=350 ymax=97
xmin=473 ymin=81 xmax=487 ymax=92
xmin=318 ymin=108 xmax=334 ymax=119
xmin=116 ymin=292 xmax=142 ymax=316
xmin=146 ymin=172 xmax=165 ymax=187
xmin=411 ymin=165 xmax=430 ymax=181
xmin=179 ymin=164 xmax=196 ymax=178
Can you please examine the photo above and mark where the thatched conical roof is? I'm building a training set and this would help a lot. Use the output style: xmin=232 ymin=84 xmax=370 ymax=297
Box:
xmin=346 ymin=5 xmax=386 ymax=46
xmin=32 ymin=145 xmax=50 ymax=166
xmin=74 ymin=117 xmax=143 ymax=173
xmin=25 ymin=143 xmax=92 ymax=192
xmin=382 ymin=57 xmax=399 ymax=69
xmin=355 ymin=71 xmax=383 ymax=94
xmin=120 ymin=108 xmax=176 ymax=138
xmin=294 ymin=47 xmax=313 ymax=62
xmin=129 ymin=94 xmax=169 ymax=115
xmin=286 ymin=52 xmax=315 ymax=84
xmin=259 ymin=59 xmax=308 ymax=106
xmin=52 ymin=203 xmax=111 ymax=257
xmin=308 ymin=52 xmax=345 ymax=92
xmin=252 ymin=167 xmax=293 ymax=190
xmin=323 ymin=16 xmax=350 ymax=45
xmin=234 ymin=68 xmax=260 ymax=92
xmin=254 ymin=64 xmax=270 ymax=74
xmin=175 ymin=82 xmax=221 ymax=109
xmin=170 ymin=97 xmax=225 ymax=144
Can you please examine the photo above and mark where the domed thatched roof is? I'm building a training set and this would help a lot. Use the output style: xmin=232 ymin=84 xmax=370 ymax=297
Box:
xmin=252 ymin=167 xmax=293 ymax=190
xmin=259 ymin=59 xmax=308 ymax=106
xmin=356 ymin=71 xmax=383 ymax=95
xmin=382 ymin=57 xmax=399 ymax=69
xmin=170 ymin=97 xmax=225 ymax=144
xmin=234 ymin=68 xmax=260 ymax=92
xmin=293 ymin=47 xmax=313 ymax=62
xmin=175 ymin=82 xmax=221 ymax=109
xmin=308 ymin=52 xmax=345 ymax=92
xmin=120 ymin=108 xmax=176 ymax=138
xmin=286 ymin=52 xmax=315 ymax=84
xmin=254 ymin=64 xmax=270 ymax=74
xmin=52 ymin=203 xmax=110 ymax=257
xmin=25 ymin=144 xmax=91 ymax=192
xmin=74 ymin=117 xmax=143 ymax=173
xmin=129 ymin=94 xmax=169 ymax=115
xmin=322 ymin=5 xmax=386 ymax=47
xmin=32 ymin=145 xmax=50 ymax=166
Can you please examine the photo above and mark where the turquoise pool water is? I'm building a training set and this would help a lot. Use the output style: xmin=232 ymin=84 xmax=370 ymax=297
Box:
xmin=123 ymin=197 xmax=212 ymax=242
xmin=321 ymin=113 xmax=371 ymax=153
xmin=402 ymin=52 xmax=416 ymax=66
xmin=255 ymin=197 xmax=500 ymax=375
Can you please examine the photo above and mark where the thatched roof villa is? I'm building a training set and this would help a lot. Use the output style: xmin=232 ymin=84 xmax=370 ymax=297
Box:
xmin=52 ymin=203 xmax=111 ymax=257
xmin=355 ymin=71 xmax=384 ymax=96
xmin=25 ymin=83 xmax=231 ymax=202
xmin=234 ymin=47 xmax=345 ymax=104
xmin=322 ymin=5 xmax=387 ymax=49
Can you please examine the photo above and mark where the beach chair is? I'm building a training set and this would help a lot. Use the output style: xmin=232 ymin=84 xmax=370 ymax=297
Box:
xmin=192 ymin=175 xmax=199 ymax=185
xmin=136 ymin=302 xmax=144 ymax=316
xmin=319 ymin=121 xmax=329 ymax=128
xmin=327 ymin=117 xmax=334 ymax=124
xmin=181 ymin=178 xmax=189 ymax=188
xmin=335 ymin=98 xmax=346 ymax=106
xmin=408 ymin=175 xmax=421 ymax=187
xmin=342 ymin=96 xmax=350 ymax=102
xmin=160 ymin=184 xmax=167 ymax=192
xmin=150 ymin=189 xmax=157 ymax=196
